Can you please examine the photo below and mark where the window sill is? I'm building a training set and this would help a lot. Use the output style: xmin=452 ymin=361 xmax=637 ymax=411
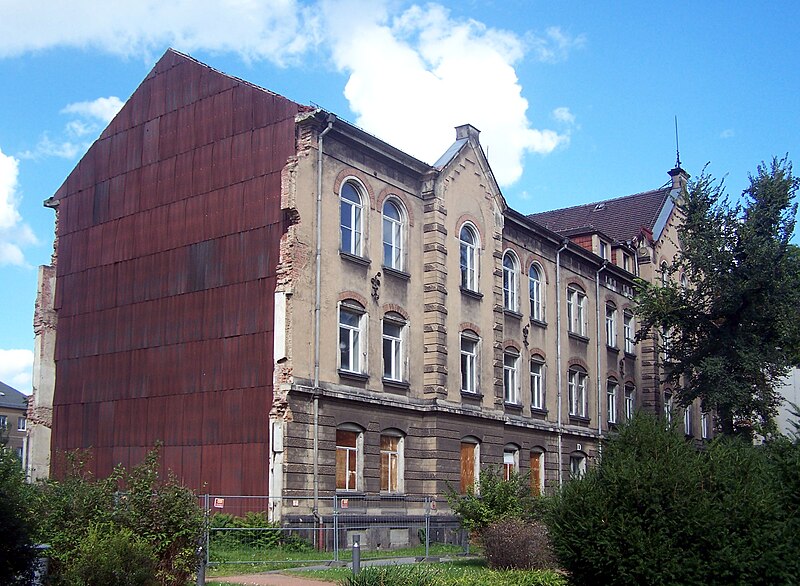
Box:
xmin=503 ymin=309 xmax=523 ymax=320
xmin=504 ymin=402 xmax=523 ymax=411
xmin=336 ymin=490 xmax=366 ymax=497
xmin=461 ymin=390 xmax=483 ymax=400
xmin=382 ymin=266 xmax=410 ymax=281
xmin=338 ymin=369 xmax=369 ymax=382
xmin=460 ymin=287 xmax=483 ymax=300
xmin=569 ymin=415 xmax=591 ymax=426
xmin=568 ymin=332 xmax=590 ymax=343
xmin=382 ymin=378 xmax=410 ymax=390
xmin=606 ymin=345 xmax=620 ymax=354
xmin=530 ymin=407 xmax=548 ymax=417
xmin=530 ymin=318 xmax=548 ymax=328
xmin=340 ymin=251 xmax=371 ymax=266
xmin=624 ymin=351 xmax=637 ymax=360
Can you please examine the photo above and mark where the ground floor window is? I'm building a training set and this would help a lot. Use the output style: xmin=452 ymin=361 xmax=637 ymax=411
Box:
xmin=503 ymin=445 xmax=519 ymax=480
xmin=530 ymin=450 xmax=545 ymax=496
xmin=380 ymin=433 xmax=404 ymax=493
xmin=460 ymin=438 xmax=480 ymax=494
xmin=336 ymin=428 xmax=362 ymax=491
xmin=569 ymin=453 xmax=587 ymax=478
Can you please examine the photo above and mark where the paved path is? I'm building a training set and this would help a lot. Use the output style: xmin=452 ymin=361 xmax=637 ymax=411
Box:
xmin=207 ymin=573 xmax=336 ymax=585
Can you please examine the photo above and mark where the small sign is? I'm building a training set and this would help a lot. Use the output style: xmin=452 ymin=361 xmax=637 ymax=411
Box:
xmin=292 ymin=500 xmax=299 ymax=507
xmin=341 ymin=499 xmax=349 ymax=509
xmin=430 ymin=501 xmax=437 ymax=510
xmin=213 ymin=498 xmax=225 ymax=509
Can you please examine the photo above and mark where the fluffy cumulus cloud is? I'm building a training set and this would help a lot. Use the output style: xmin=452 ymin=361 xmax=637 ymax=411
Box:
xmin=0 ymin=147 xmax=37 ymax=266
xmin=320 ymin=1 xmax=573 ymax=185
xmin=0 ymin=349 xmax=34 ymax=394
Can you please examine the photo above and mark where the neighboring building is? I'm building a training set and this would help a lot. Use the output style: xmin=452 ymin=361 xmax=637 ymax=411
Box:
xmin=776 ymin=367 xmax=800 ymax=436
xmin=34 ymin=49 xmax=683 ymax=508
xmin=0 ymin=381 xmax=29 ymax=467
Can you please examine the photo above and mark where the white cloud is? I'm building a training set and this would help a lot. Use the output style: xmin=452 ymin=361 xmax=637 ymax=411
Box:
xmin=720 ymin=129 xmax=735 ymax=139
xmin=61 ymin=96 xmax=125 ymax=124
xmin=528 ymin=26 xmax=586 ymax=64
xmin=0 ymin=0 xmax=315 ymax=65
xmin=0 ymin=349 xmax=34 ymax=394
xmin=0 ymin=148 xmax=37 ymax=266
xmin=321 ymin=1 xmax=569 ymax=186
xmin=552 ymin=107 xmax=576 ymax=125
xmin=18 ymin=134 xmax=85 ymax=160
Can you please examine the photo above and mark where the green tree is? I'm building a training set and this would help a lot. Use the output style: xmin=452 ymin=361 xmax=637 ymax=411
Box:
xmin=0 ymin=443 xmax=37 ymax=584
xmin=635 ymin=157 xmax=800 ymax=437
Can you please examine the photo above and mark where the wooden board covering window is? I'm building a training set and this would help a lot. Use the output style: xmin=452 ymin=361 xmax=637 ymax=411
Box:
xmin=336 ymin=430 xmax=358 ymax=490
xmin=531 ymin=452 xmax=542 ymax=496
xmin=460 ymin=442 xmax=475 ymax=493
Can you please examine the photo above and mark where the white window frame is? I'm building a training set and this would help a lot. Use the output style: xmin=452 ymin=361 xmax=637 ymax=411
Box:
xmin=460 ymin=437 xmax=481 ymax=494
xmin=530 ymin=450 xmax=545 ymax=496
xmin=567 ymin=286 xmax=587 ymax=336
xmin=17 ymin=417 xmax=26 ymax=431
xmin=380 ymin=431 xmax=405 ymax=494
xmin=529 ymin=264 xmax=544 ymax=321
xmin=460 ymin=331 xmax=479 ymax=393
xmin=459 ymin=224 xmax=479 ymax=292
xmin=530 ymin=357 xmax=545 ymax=410
xmin=382 ymin=313 xmax=405 ymax=382
xmin=607 ymin=379 xmax=618 ymax=424
xmin=599 ymin=240 xmax=609 ymax=260
xmin=503 ymin=444 xmax=520 ymax=480
xmin=503 ymin=349 xmax=520 ymax=404
xmin=622 ymin=252 xmax=632 ymax=273
xmin=382 ymin=199 xmax=404 ymax=270
xmin=570 ymin=453 xmax=587 ymax=478
xmin=0 ymin=415 xmax=6 ymax=429
xmin=623 ymin=311 xmax=635 ymax=354
xmin=701 ymin=412 xmax=709 ymax=439
xmin=606 ymin=304 xmax=618 ymax=348
xmin=664 ymin=392 xmax=673 ymax=423
xmin=624 ymin=384 xmax=635 ymax=420
xmin=338 ymin=301 xmax=366 ymax=374
xmin=502 ymin=251 xmax=519 ymax=311
xmin=340 ymin=181 xmax=363 ymax=256
xmin=684 ymin=407 xmax=693 ymax=436
xmin=568 ymin=368 xmax=588 ymax=417
xmin=336 ymin=426 xmax=363 ymax=492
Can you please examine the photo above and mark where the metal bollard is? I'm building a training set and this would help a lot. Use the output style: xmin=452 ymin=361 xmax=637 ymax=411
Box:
xmin=32 ymin=544 xmax=50 ymax=586
xmin=352 ymin=535 xmax=361 ymax=575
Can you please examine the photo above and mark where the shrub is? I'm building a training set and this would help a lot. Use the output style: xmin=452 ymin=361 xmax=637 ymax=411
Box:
xmin=547 ymin=412 xmax=800 ymax=586
xmin=61 ymin=523 xmax=157 ymax=586
xmin=0 ymin=444 xmax=37 ymax=585
xmin=447 ymin=467 xmax=544 ymax=534
xmin=336 ymin=564 xmax=567 ymax=586
xmin=480 ymin=518 xmax=557 ymax=571
xmin=210 ymin=511 xmax=312 ymax=551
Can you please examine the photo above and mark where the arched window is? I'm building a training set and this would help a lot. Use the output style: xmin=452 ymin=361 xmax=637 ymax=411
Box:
xmin=460 ymin=330 xmax=479 ymax=393
xmin=567 ymin=285 xmax=588 ymax=336
xmin=340 ymin=181 xmax=363 ymax=256
xmin=530 ymin=449 xmax=545 ymax=495
xmin=382 ymin=199 xmax=404 ymax=270
xmin=529 ymin=264 xmax=543 ymax=321
xmin=338 ymin=300 xmax=366 ymax=373
xmin=568 ymin=367 xmax=588 ymax=417
xmin=530 ymin=355 xmax=545 ymax=410
xmin=382 ymin=312 xmax=406 ymax=382
xmin=606 ymin=303 xmax=618 ymax=348
xmin=503 ymin=444 xmax=520 ymax=480
xmin=502 ymin=251 xmax=519 ymax=311
xmin=623 ymin=310 xmax=635 ymax=354
xmin=607 ymin=378 xmax=619 ymax=424
xmin=380 ymin=429 xmax=405 ymax=493
xmin=624 ymin=383 xmax=635 ymax=420
xmin=459 ymin=224 xmax=478 ymax=291
xmin=503 ymin=348 xmax=520 ymax=405
xmin=660 ymin=261 xmax=669 ymax=286
xmin=460 ymin=436 xmax=481 ymax=493
xmin=336 ymin=424 xmax=364 ymax=491
xmin=569 ymin=451 xmax=587 ymax=478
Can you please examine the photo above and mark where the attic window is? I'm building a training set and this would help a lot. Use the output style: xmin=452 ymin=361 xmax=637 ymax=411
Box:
xmin=593 ymin=203 xmax=605 ymax=211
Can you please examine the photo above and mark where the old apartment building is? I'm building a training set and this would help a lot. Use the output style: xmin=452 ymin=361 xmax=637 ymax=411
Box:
xmin=29 ymin=49 xmax=697 ymax=506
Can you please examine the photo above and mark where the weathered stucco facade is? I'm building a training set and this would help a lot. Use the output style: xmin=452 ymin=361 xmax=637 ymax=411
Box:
xmin=33 ymin=49 xmax=697 ymax=509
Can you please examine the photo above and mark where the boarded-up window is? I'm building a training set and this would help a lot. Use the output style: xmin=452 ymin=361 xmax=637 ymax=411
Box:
xmin=380 ymin=435 xmax=399 ymax=492
xmin=460 ymin=441 xmax=477 ymax=494
xmin=531 ymin=452 xmax=543 ymax=496
xmin=336 ymin=430 xmax=359 ymax=491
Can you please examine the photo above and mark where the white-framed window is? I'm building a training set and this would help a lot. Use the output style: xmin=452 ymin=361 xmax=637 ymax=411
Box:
xmin=0 ymin=415 xmax=6 ymax=429
xmin=336 ymin=426 xmax=363 ymax=491
xmin=701 ymin=412 xmax=709 ymax=439
xmin=17 ymin=417 xmax=26 ymax=431
xmin=339 ymin=300 xmax=366 ymax=374
xmin=680 ymin=272 xmax=688 ymax=290
xmin=660 ymin=261 xmax=669 ymax=286
xmin=684 ymin=407 xmax=693 ymax=436
xmin=530 ymin=356 xmax=545 ymax=410
xmin=599 ymin=240 xmax=609 ymax=260
xmin=382 ymin=199 xmax=404 ymax=270
xmin=664 ymin=392 xmax=673 ymax=424
xmin=503 ymin=349 xmax=520 ymax=404
xmin=529 ymin=264 xmax=544 ymax=321
xmin=530 ymin=450 xmax=545 ymax=496
xmin=459 ymin=224 xmax=479 ymax=291
xmin=503 ymin=444 xmax=520 ymax=480
xmin=460 ymin=437 xmax=481 ymax=494
xmin=460 ymin=330 xmax=479 ymax=393
xmin=568 ymin=368 xmax=588 ymax=418
xmin=382 ymin=312 xmax=406 ymax=382
xmin=624 ymin=384 xmax=635 ymax=420
xmin=606 ymin=304 xmax=618 ymax=348
xmin=622 ymin=252 xmax=633 ymax=273
xmin=340 ymin=181 xmax=363 ymax=256
xmin=502 ymin=251 xmax=519 ymax=311
xmin=567 ymin=286 xmax=587 ymax=336
xmin=623 ymin=310 xmax=635 ymax=354
xmin=380 ymin=431 xmax=405 ymax=493
xmin=607 ymin=379 xmax=618 ymax=424
xmin=570 ymin=453 xmax=587 ymax=478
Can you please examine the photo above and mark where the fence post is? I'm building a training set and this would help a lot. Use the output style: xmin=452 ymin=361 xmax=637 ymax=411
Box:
xmin=352 ymin=534 xmax=361 ymax=575
xmin=196 ymin=494 xmax=209 ymax=586
xmin=333 ymin=494 xmax=339 ymax=563
xmin=425 ymin=497 xmax=430 ymax=559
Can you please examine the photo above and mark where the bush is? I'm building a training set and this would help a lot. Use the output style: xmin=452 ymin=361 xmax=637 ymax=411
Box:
xmin=547 ymin=413 xmax=800 ymax=586
xmin=447 ymin=467 xmax=544 ymax=534
xmin=61 ymin=524 xmax=157 ymax=586
xmin=210 ymin=511 xmax=312 ymax=551
xmin=337 ymin=564 xmax=567 ymax=586
xmin=480 ymin=519 xmax=557 ymax=571
xmin=0 ymin=444 xmax=37 ymax=584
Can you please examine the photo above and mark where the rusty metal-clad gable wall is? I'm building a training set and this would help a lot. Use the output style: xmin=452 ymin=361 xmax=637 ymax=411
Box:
xmin=50 ymin=50 xmax=301 ymax=495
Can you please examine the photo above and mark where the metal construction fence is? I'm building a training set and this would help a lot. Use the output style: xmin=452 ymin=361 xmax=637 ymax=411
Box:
xmin=200 ymin=494 xmax=469 ymax=567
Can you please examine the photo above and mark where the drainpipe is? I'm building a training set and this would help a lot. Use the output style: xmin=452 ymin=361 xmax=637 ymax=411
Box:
xmin=595 ymin=261 xmax=609 ymax=437
xmin=313 ymin=113 xmax=335 ymax=517
xmin=555 ymin=238 xmax=569 ymax=487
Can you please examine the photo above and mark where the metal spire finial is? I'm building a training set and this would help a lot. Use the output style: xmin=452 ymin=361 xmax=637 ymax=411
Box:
xmin=674 ymin=116 xmax=682 ymax=169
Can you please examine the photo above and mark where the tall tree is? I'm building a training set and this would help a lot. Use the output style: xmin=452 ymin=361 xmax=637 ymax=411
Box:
xmin=636 ymin=157 xmax=800 ymax=437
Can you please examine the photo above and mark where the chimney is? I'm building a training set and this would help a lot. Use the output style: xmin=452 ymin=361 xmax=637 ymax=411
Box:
xmin=455 ymin=124 xmax=481 ymax=143
xmin=668 ymin=166 xmax=689 ymax=191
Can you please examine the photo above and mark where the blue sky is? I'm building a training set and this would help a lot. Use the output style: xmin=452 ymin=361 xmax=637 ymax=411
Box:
xmin=1 ymin=0 xmax=798 ymax=393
